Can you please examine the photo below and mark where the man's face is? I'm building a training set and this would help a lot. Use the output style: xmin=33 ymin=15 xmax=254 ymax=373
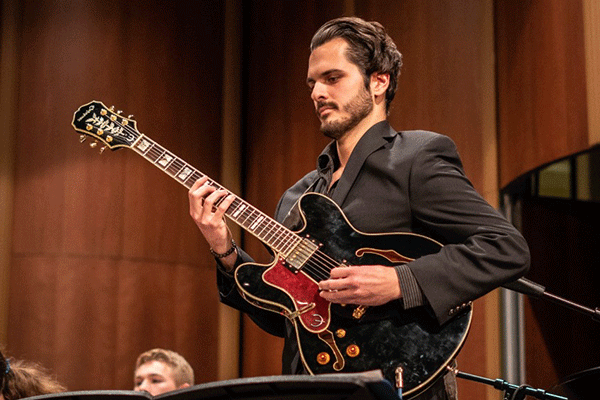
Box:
xmin=307 ymin=38 xmax=373 ymax=139
xmin=134 ymin=361 xmax=179 ymax=396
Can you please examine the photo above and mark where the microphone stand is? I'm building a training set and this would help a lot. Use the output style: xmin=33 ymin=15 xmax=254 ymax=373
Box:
xmin=448 ymin=366 xmax=567 ymax=400
xmin=502 ymin=277 xmax=600 ymax=322
xmin=449 ymin=277 xmax=596 ymax=399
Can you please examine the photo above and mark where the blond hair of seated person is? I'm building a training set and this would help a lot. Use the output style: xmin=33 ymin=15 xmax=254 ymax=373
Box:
xmin=1 ymin=350 xmax=66 ymax=400
xmin=133 ymin=349 xmax=194 ymax=396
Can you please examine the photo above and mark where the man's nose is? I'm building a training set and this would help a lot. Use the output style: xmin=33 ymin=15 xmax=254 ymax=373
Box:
xmin=311 ymin=81 xmax=327 ymax=102
xmin=135 ymin=380 xmax=149 ymax=392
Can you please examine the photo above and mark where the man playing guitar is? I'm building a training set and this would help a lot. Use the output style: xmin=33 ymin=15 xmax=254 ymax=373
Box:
xmin=188 ymin=17 xmax=530 ymax=400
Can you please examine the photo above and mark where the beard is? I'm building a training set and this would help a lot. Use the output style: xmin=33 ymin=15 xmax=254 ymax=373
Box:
xmin=318 ymin=85 xmax=373 ymax=140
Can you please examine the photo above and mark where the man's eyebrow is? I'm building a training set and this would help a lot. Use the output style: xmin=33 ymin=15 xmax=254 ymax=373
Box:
xmin=307 ymin=69 xmax=344 ymax=85
xmin=135 ymin=373 xmax=164 ymax=379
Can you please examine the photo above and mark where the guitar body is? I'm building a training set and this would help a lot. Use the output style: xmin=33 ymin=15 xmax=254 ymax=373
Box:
xmin=235 ymin=193 xmax=472 ymax=398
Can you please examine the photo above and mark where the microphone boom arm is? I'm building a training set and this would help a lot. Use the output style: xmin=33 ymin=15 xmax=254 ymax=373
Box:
xmin=502 ymin=277 xmax=600 ymax=323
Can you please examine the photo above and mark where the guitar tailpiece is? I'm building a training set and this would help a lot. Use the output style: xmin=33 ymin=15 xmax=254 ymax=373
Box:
xmin=285 ymin=303 xmax=316 ymax=320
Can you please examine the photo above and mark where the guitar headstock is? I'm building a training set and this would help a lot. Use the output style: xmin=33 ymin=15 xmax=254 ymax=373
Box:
xmin=72 ymin=100 xmax=140 ymax=151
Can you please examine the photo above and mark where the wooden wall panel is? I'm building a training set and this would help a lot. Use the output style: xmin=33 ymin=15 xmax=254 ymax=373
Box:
xmin=8 ymin=0 xmax=225 ymax=391
xmin=521 ymin=198 xmax=600 ymax=390
xmin=496 ymin=0 xmax=589 ymax=188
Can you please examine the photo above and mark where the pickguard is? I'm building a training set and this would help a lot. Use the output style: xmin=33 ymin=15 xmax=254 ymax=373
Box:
xmin=263 ymin=258 xmax=331 ymax=333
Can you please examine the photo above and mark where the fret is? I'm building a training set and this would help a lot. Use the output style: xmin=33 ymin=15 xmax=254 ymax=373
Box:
xmin=231 ymin=203 xmax=247 ymax=219
xmin=253 ymin=220 xmax=268 ymax=236
xmin=238 ymin=207 xmax=255 ymax=226
xmin=249 ymin=215 xmax=265 ymax=232
xmin=144 ymin=146 xmax=162 ymax=163
xmin=271 ymin=231 xmax=287 ymax=251
xmin=176 ymin=165 xmax=194 ymax=182
xmin=156 ymin=152 xmax=175 ymax=170
xmin=134 ymin=137 xmax=153 ymax=154
xmin=165 ymin=157 xmax=183 ymax=176
xmin=146 ymin=144 xmax=168 ymax=164
xmin=172 ymin=161 xmax=187 ymax=178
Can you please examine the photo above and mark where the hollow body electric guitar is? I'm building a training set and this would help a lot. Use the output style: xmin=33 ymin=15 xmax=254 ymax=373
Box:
xmin=72 ymin=101 xmax=472 ymax=398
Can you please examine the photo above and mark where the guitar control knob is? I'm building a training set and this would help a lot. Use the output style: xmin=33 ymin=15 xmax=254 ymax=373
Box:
xmin=346 ymin=344 xmax=360 ymax=358
xmin=317 ymin=352 xmax=330 ymax=365
xmin=335 ymin=329 xmax=346 ymax=338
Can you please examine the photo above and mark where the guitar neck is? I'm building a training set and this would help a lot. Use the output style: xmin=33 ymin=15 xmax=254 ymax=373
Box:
xmin=131 ymin=134 xmax=302 ymax=255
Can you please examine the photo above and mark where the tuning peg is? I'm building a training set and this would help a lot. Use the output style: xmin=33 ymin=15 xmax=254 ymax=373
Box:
xmin=117 ymin=110 xmax=123 ymax=114
xmin=79 ymin=134 xmax=87 ymax=143
xmin=128 ymin=115 xmax=135 ymax=120
xmin=99 ymin=146 xmax=107 ymax=154
xmin=109 ymin=105 xmax=115 ymax=111
xmin=90 ymin=140 xmax=98 ymax=149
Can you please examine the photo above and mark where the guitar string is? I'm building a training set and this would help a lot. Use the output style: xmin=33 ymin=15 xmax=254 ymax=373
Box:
xmin=143 ymin=141 xmax=340 ymax=280
xmin=104 ymin=119 xmax=341 ymax=279
xmin=107 ymin=118 xmax=341 ymax=280
xmin=78 ymin=113 xmax=330 ymax=279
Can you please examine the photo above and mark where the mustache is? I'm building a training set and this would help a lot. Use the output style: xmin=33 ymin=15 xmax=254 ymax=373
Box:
xmin=316 ymin=101 xmax=338 ymax=113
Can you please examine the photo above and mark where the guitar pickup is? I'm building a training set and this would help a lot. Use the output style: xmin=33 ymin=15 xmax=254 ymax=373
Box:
xmin=284 ymin=238 xmax=319 ymax=272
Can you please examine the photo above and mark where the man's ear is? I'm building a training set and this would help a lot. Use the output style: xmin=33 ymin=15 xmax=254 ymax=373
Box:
xmin=370 ymin=73 xmax=390 ymax=97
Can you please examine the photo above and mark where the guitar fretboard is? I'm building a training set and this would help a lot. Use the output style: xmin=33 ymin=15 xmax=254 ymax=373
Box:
xmin=131 ymin=134 xmax=305 ymax=257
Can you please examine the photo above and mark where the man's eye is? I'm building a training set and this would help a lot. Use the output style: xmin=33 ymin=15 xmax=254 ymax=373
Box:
xmin=328 ymin=76 xmax=339 ymax=83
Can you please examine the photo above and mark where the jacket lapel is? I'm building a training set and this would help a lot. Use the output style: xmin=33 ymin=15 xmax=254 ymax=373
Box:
xmin=331 ymin=121 xmax=397 ymax=206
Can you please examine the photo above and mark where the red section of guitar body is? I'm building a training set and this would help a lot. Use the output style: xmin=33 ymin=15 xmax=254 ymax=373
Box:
xmin=263 ymin=258 xmax=331 ymax=333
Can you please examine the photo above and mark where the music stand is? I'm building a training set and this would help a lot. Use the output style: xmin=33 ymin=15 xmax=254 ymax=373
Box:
xmin=24 ymin=370 xmax=400 ymax=400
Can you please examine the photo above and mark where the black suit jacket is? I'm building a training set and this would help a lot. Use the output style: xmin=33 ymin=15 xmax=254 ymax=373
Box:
xmin=216 ymin=120 xmax=529 ymax=374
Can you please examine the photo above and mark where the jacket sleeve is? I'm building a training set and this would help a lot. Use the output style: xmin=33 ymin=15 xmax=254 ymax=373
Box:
xmin=405 ymin=134 xmax=530 ymax=324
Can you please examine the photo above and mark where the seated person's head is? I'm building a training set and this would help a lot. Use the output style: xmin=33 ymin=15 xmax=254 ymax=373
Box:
xmin=1 ymin=351 xmax=66 ymax=400
xmin=133 ymin=349 xmax=193 ymax=396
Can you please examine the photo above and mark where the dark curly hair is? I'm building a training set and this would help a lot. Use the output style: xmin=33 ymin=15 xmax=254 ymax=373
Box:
xmin=310 ymin=17 xmax=403 ymax=113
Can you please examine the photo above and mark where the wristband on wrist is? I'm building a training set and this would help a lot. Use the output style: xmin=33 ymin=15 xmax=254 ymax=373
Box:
xmin=210 ymin=239 xmax=237 ymax=259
